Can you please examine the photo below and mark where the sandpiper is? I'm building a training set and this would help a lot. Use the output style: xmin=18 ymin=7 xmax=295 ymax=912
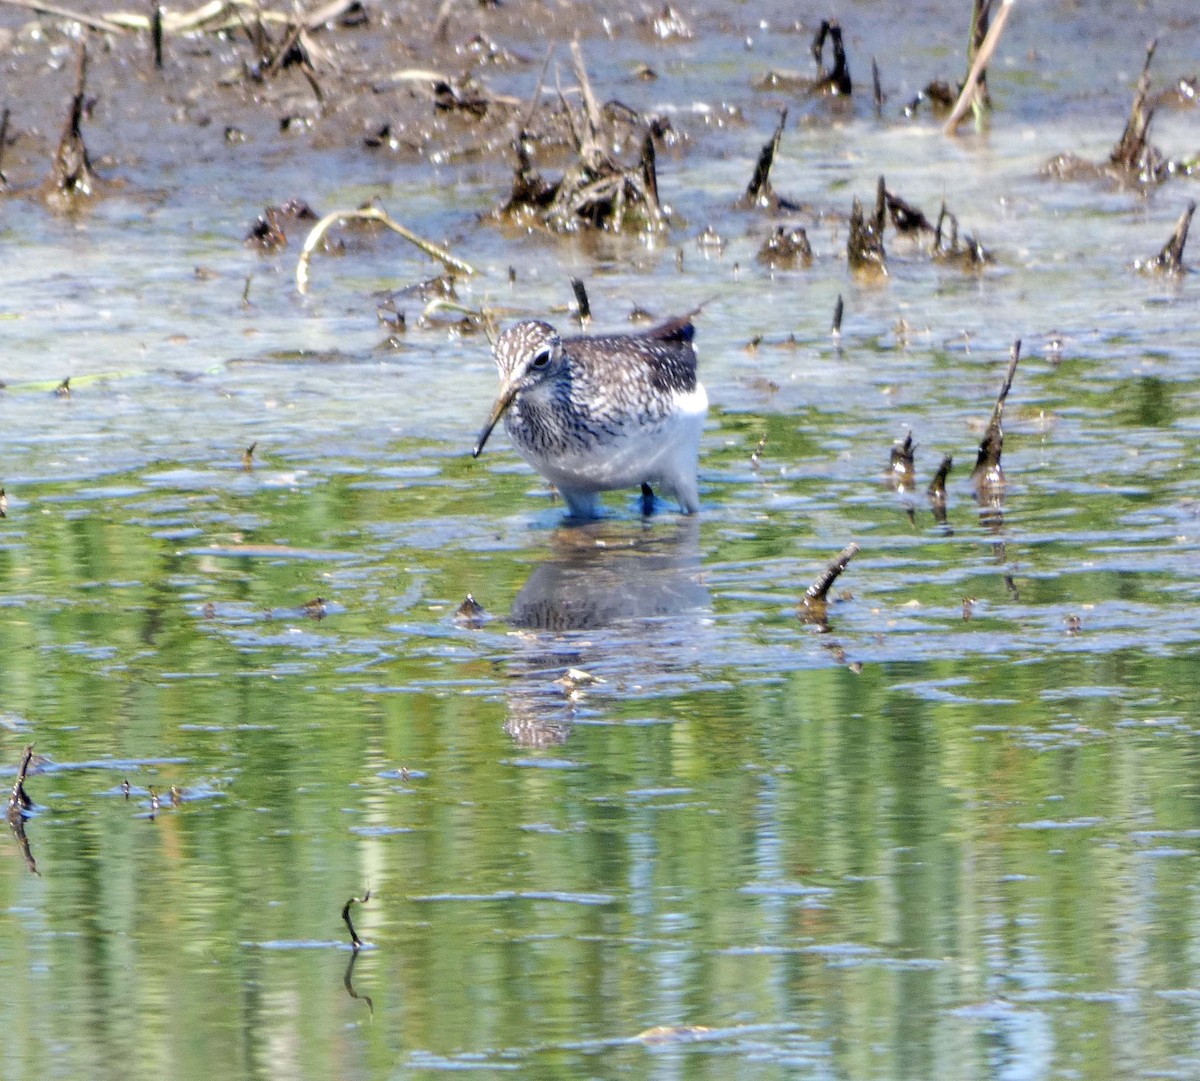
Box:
xmin=472 ymin=316 xmax=708 ymax=518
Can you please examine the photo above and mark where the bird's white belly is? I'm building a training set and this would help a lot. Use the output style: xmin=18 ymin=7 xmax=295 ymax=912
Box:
xmin=518 ymin=384 xmax=707 ymax=494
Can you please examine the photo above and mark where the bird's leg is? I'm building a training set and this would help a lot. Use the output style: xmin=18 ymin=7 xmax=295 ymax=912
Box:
xmin=641 ymin=483 xmax=655 ymax=517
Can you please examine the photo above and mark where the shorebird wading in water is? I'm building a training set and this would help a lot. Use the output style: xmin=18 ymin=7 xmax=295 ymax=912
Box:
xmin=472 ymin=316 xmax=708 ymax=519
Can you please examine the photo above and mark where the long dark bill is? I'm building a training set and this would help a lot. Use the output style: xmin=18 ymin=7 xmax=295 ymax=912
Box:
xmin=471 ymin=386 xmax=517 ymax=458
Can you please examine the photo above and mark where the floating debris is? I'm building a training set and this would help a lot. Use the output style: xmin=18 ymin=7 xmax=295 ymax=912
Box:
xmin=831 ymin=294 xmax=844 ymax=336
xmin=244 ymin=198 xmax=319 ymax=252
xmin=756 ymin=225 xmax=813 ymax=269
xmin=801 ymin=542 xmax=860 ymax=629
xmin=886 ymin=189 xmax=933 ymax=234
xmin=1042 ymin=41 xmax=1189 ymax=187
xmin=1136 ymin=201 xmax=1195 ymax=273
xmin=455 ymin=594 xmax=486 ymax=626
xmin=904 ymin=78 xmax=956 ymax=118
xmin=242 ymin=441 xmax=257 ymax=470
xmin=750 ymin=435 xmax=767 ymax=470
xmin=0 ymin=487 xmax=6 ymax=519
xmin=647 ymin=4 xmax=693 ymax=42
xmin=933 ymin=203 xmax=989 ymax=266
xmin=848 ymin=177 xmax=887 ymax=275
xmin=492 ymin=43 xmax=668 ymax=235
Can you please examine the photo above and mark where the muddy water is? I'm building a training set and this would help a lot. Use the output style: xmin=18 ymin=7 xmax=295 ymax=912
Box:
xmin=2 ymin=2 xmax=1200 ymax=1079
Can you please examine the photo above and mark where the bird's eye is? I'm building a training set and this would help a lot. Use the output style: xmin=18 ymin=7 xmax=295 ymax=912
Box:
xmin=530 ymin=346 xmax=553 ymax=370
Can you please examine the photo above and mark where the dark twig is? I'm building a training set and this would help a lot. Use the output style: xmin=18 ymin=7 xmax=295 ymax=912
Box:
xmin=972 ymin=340 xmax=1021 ymax=504
xmin=48 ymin=44 xmax=97 ymax=201
xmin=742 ymin=108 xmax=787 ymax=208
xmin=1109 ymin=40 xmax=1160 ymax=177
xmin=929 ymin=453 xmax=953 ymax=526
xmin=151 ymin=2 xmax=163 ymax=69
xmin=1141 ymin=200 xmax=1195 ymax=273
xmin=571 ymin=278 xmax=591 ymax=326
xmin=342 ymin=890 xmax=371 ymax=949
xmin=801 ymin=542 xmax=860 ymax=626
xmin=0 ymin=107 xmax=10 ymax=190
xmin=639 ymin=129 xmax=659 ymax=208
xmin=8 ymin=744 xmax=35 ymax=816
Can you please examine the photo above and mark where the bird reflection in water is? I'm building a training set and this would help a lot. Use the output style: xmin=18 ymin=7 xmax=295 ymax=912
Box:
xmin=501 ymin=519 xmax=709 ymax=748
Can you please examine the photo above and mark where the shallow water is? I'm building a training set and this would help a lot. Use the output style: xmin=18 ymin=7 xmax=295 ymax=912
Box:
xmin=3 ymin=2 xmax=1200 ymax=1078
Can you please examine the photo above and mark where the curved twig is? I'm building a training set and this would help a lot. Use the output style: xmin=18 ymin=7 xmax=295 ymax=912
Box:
xmin=296 ymin=207 xmax=475 ymax=293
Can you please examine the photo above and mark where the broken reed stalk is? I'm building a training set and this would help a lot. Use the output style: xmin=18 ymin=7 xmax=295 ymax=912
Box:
xmin=342 ymin=891 xmax=371 ymax=949
xmin=888 ymin=432 xmax=916 ymax=491
xmin=8 ymin=744 xmax=35 ymax=817
xmin=569 ymin=39 xmax=604 ymax=172
xmin=1148 ymin=201 xmax=1196 ymax=272
xmin=50 ymin=43 xmax=97 ymax=199
xmin=0 ymin=107 xmax=9 ymax=190
xmin=972 ymin=340 xmax=1021 ymax=499
xmin=151 ymin=2 xmax=163 ymax=68
xmin=847 ymin=176 xmax=888 ymax=274
xmin=1110 ymin=40 xmax=1158 ymax=171
xmin=571 ymin=278 xmax=591 ymax=325
xmin=929 ymin=454 xmax=953 ymax=503
xmin=296 ymin=207 xmax=476 ymax=293
xmin=743 ymin=108 xmax=787 ymax=207
xmin=801 ymin=542 xmax=860 ymax=622
xmin=944 ymin=0 xmax=1015 ymax=134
